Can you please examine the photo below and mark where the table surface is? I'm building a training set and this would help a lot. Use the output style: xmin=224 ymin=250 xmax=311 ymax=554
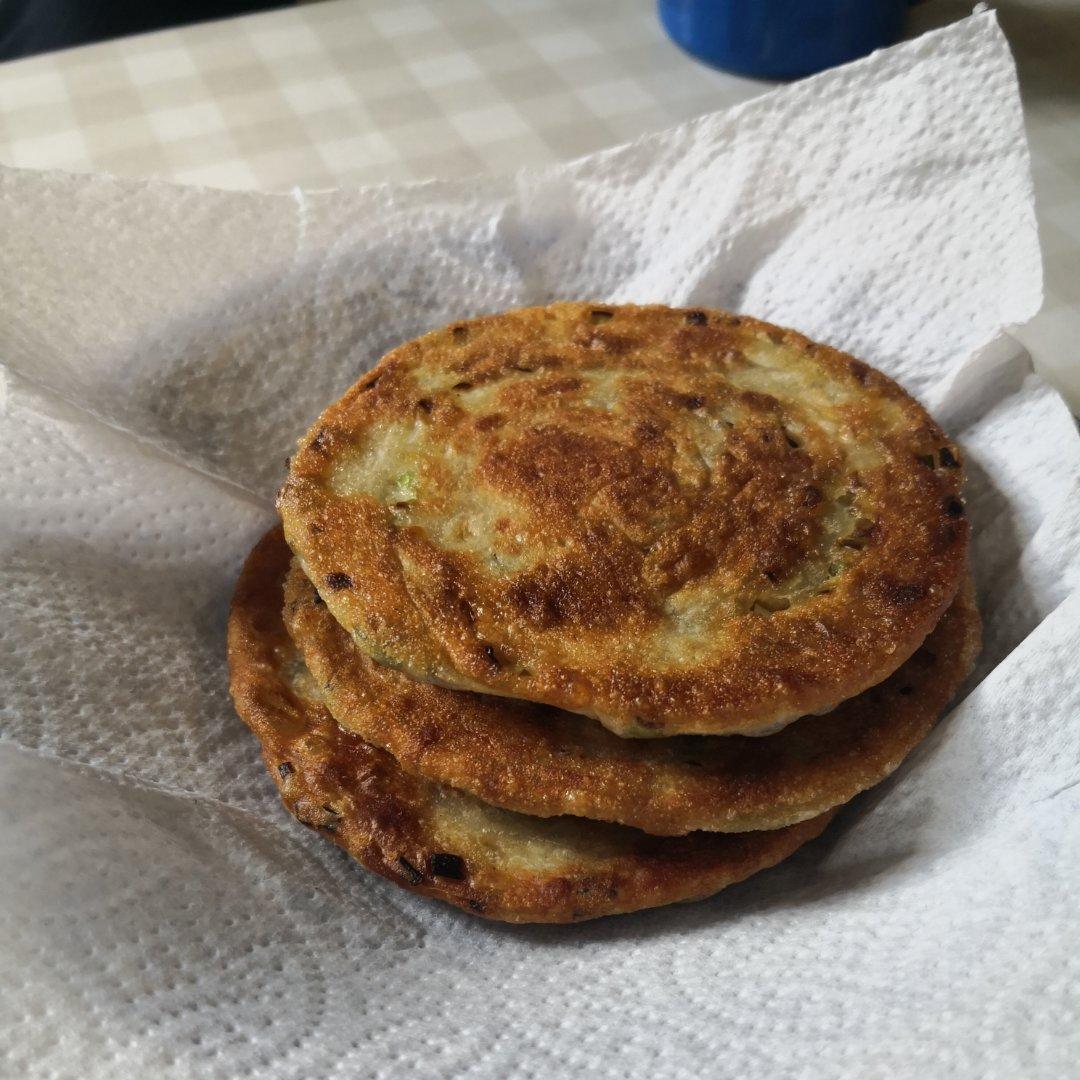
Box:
xmin=1 ymin=0 xmax=1077 ymax=406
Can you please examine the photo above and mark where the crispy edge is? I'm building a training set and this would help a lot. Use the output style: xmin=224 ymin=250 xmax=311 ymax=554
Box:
xmin=228 ymin=528 xmax=836 ymax=922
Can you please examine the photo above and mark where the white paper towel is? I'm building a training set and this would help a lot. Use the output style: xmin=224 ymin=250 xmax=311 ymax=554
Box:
xmin=1 ymin=12 xmax=1077 ymax=1079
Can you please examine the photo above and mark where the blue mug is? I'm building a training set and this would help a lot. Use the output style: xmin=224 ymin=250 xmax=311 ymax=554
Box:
xmin=658 ymin=0 xmax=910 ymax=80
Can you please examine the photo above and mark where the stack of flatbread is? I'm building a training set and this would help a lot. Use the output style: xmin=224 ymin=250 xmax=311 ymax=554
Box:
xmin=228 ymin=303 xmax=979 ymax=923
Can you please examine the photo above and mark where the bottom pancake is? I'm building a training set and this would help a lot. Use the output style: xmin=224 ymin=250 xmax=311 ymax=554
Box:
xmin=228 ymin=529 xmax=834 ymax=923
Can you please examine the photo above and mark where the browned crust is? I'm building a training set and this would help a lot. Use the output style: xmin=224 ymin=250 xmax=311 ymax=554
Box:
xmin=228 ymin=528 xmax=834 ymax=923
xmin=285 ymin=559 xmax=979 ymax=835
xmin=279 ymin=303 xmax=969 ymax=737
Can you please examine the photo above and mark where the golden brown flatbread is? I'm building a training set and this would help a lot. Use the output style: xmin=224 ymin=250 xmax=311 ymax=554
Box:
xmin=279 ymin=303 xmax=968 ymax=737
xmin=228 ymin=529 xmax=834 ymax=923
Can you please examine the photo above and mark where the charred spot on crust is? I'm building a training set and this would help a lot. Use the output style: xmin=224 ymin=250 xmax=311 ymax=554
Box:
xmin=417 ymin=398 xmax=434 ymax=413
xmin=685 ymin=310 xmax=708 ymax=326
xmin=429 ymin=853 xmax=466 ymax=880
xmin=508 ymin=582 xmax=561 ymax=629
xmin=451 ymin=325 xmax=469 ymax=341
xmin=800 ymin=485 xmax=823 ymax=507
xmin=538 ymin=376 xmax=584 ymax=396
xmin=309 ymin=429 xmax=331 ymax=453
xmin=475 ymin=413 xmax=505 ymax=432
xmin=452 ymin=381 xmax=473 ymax=390
xmin=944 ymin=496 xmax=965 ymax=518
xmin=413 ymin=721 xmax=441 ymax=750
xmin=919 ymin=447 xmax=962 ymax=471
xmin=326 ymin=572 xmax=353 ymax=590
xmin=397 ymin=857 xmax=423 ymax=885
xmin=882 ymin=580 xmax=926 ymax=606
xmin=680 ymin=394 xmax=706 ymax=410
xmin=582 ymin=330 xmax=635 ymax=355
xmin=933 ymin=521 xmax=963 ymax=551
xmin=482 ymin=644 xmax=500 ymax=669
xmin=840 ymin=516 xmax=879 ymax=550
xmin=277 ymin=762 xmax=294 ymax=779
xmin=505 ymin=553 xmax=641 ymax=632
xmin=458 ymin=597 xmax=477 ymax=627
xmin=468 ymin=898 xmax=486 ymax=913
xmin=359 ymin=373 xmax=382 ymax=391
xmin=310 ymin=809 xmax=339 ymax=833
xmin=737 ymin=389 xmax=774 ymax=413
xmin=589 ymin=309 xmax=614 ymax=323
xmin=848 ymin=360 xmax=871 ymax=385
xmin=309 ymin=522 xmax=324 ymax=535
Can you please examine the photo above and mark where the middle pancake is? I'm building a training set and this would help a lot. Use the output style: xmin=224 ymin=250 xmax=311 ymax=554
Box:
xmin=284 ymin=562 xmax=979 ymax=836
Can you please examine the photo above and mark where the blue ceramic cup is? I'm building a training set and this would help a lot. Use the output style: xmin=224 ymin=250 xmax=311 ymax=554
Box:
xmin=658 ymin=0 xmax=910 ymax=80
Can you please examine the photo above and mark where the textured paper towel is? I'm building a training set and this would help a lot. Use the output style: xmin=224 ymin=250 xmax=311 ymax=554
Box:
xmin=1 ymin=12 xmax=1077 ymax=1079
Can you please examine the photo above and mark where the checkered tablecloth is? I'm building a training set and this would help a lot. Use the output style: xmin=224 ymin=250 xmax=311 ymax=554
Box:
xmin=1 ymin=0 xmax=1077 ymax=406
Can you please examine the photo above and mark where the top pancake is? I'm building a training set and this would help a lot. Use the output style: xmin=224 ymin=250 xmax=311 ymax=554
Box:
xmin=279 ymin=302 xmax=969 ymax=737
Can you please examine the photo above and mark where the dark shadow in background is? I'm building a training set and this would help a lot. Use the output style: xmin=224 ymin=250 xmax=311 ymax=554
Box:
xmin=0 ymin=0 xmax=289 ymax=61
xmin=997 ymin=1 xmax=1080 ymax=108
xmin=909 ymin=0 xmax=1080 ymax=108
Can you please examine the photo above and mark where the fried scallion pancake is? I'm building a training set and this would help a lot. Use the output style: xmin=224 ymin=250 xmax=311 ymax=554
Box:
xmin=284 ymin=559 xmax=979 ymax=835
xmin=278 ymin=303 xmax=969 ymax=737
xmin=228 ymin=530 xmax=835 ymax=923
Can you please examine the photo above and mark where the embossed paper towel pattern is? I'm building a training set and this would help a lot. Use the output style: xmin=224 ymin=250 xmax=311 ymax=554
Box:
xmin=0 ymin=14 xmax=1077 ymax=1080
